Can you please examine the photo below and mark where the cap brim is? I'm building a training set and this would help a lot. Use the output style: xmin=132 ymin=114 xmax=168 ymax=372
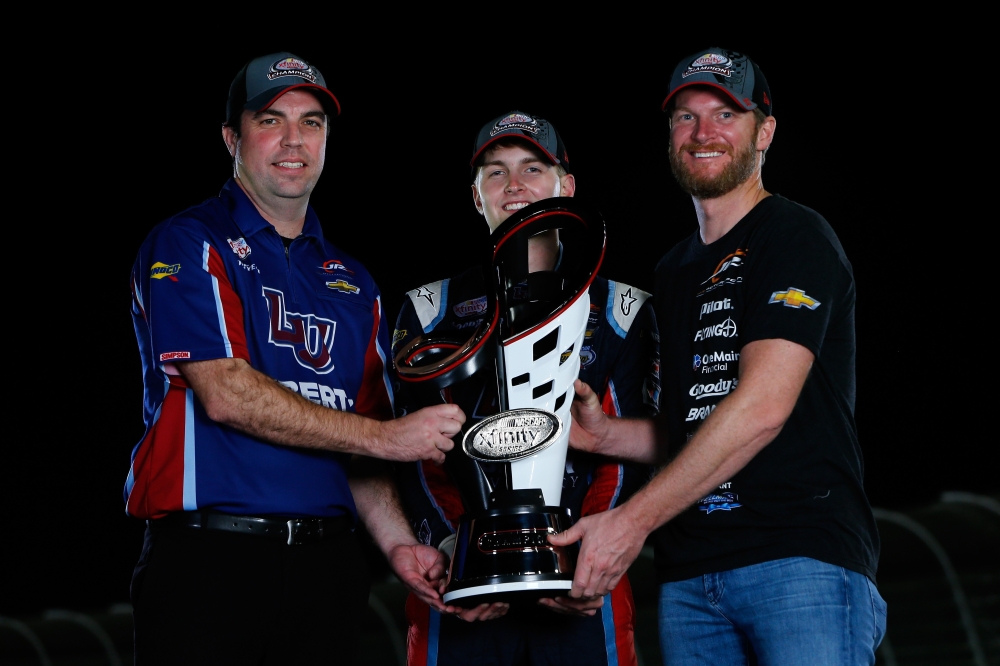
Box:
xmin=250 ymin=83 xmax=342 ymax=117
xmin=470 ymin=134 xmax=560 ymax=168
xmin=661 ymin=81 xmax=756 ymax=113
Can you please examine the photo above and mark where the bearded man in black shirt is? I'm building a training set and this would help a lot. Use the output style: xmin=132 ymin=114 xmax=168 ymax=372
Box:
xmin=550 ymin=48 xmax=887 ymax=665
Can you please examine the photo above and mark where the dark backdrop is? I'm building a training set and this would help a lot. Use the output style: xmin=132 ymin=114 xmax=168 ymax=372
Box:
xmin=7 ymin=32 xmax=983 ymax=614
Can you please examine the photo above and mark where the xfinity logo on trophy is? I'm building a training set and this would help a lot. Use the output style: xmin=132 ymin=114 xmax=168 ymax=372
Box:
xmin=694 ymin=317 xmax=737 ymax=342
xmin=699 ymin=298 xmax=733 ymax=320
xmin=689 ymin=378 xmax=738 ymax=400
xmin=463 ymin=409 xmax=562 ymax=462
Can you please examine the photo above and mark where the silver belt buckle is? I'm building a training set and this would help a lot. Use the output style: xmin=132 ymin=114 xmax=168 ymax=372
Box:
xmin=286 ymin=519 xmax=297 ymax=546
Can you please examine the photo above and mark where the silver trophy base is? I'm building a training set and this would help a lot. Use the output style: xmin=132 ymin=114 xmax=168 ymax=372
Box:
xmin=442 ymin=500 xmax=578 ymax=608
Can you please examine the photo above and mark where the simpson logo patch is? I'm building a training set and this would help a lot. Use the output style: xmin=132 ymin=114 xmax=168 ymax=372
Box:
xmin=769 ymin=288 xmax=820 ymax=310
xmin=160 ymin=351 xmax=191 ymax=361
xmin=453 ymin=296 xmax=488 ymax=318
xmin=491 ymin=112 xmax=539 ymax=136
xmin=150 ymin=262 xmax=181 ymax=281
xmin=683 ymin=53 xmax=733 ymax=78
xmin=227 ymin=237 xmax=251 ymax=260
xmin=268 ymin=57 xmax=317 ymax=83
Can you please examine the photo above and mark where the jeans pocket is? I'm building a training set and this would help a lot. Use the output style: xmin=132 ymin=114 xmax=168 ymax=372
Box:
xmin=868 ymin=579 xmax=888 ymax=647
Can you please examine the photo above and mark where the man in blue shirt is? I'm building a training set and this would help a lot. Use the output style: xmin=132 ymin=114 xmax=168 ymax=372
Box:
xmin=127 ymin=52 xmax=465 ymax=664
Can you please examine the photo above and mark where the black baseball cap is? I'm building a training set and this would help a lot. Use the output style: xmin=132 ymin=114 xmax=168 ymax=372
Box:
xmin=470 ymin=111 xmax=570 ymax=172
xmin=662 ymin=48 xmax=772 ymax=117
xmin=225 ymin=52 xmax=341 ymax=126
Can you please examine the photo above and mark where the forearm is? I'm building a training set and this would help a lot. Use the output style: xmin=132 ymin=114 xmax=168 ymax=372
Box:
xmin=349 ymin=474 xmax=418 ymax=554
xmin=180 ymin=358 xmax=380 ymax=455
xmin=595 ymin=416 xmax=662 ymax=464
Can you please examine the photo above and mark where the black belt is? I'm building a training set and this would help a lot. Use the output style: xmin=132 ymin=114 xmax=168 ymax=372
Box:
xmin=150 ymin=511 xmax=351 ymax=545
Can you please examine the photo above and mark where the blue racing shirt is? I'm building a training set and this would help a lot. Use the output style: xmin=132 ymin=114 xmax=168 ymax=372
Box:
xmin=125 ymin=180 xmax=394 ymax=520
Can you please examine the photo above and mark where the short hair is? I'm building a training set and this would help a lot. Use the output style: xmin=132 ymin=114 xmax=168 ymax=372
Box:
xmin=474 ymin=137 xmax=568 ymax=181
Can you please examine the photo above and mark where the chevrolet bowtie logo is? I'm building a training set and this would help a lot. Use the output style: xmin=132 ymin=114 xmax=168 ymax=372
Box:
xmin=769 ymin=287 xmax=820 ymax=310
xmin=326 ymin=280 xmax=360 ymax=294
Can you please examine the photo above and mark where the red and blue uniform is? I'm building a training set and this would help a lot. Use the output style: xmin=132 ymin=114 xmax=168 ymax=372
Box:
xmin=393 ymin=267 xmax=660 ymax=666
xmin=125 ymin=179 xmax=394 ymax=520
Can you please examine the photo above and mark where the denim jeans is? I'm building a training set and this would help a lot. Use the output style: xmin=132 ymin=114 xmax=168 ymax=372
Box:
xmin=658 ymin=557 xmax=886 ymax=666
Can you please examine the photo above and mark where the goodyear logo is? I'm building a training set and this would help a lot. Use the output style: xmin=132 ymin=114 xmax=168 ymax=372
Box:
xmin=769 ymin=287 xmax=820 ymax=310
xmin=326 ymin=280 xmax=360 ymax=294
xmin=150 ymin=262 xmax=181 ymax=281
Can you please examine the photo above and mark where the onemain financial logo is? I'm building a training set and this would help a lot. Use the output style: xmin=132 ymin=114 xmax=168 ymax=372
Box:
xmin=693 ymin=350 xmax=740 ymax=372
xmin=694 ymin=317 xmax=737 ymax=342
xmin=689 ymin=378 xmax=738 ymax=400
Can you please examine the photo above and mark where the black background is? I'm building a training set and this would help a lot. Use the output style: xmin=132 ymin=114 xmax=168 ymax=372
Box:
xmin=7 ymin=30 xmax=986 ymax=614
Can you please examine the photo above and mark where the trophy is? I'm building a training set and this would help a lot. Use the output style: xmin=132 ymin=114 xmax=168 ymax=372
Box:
xmin=395 ymin=198 xmax=605 ymax=606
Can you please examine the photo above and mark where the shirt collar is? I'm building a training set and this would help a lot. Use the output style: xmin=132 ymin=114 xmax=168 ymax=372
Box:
xmin=220 ymin=179 xmax=324 ymax=241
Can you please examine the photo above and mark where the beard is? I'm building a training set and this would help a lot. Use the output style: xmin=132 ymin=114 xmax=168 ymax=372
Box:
xmin=669 ymin=137 xmax=759 ymax=199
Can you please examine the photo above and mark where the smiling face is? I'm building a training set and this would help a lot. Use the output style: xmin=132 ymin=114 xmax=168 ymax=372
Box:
xmin=222 ymin=89 xmax=328 ymax=207
xmin=667 ymin=87 xmax=773 ymax=199
xmin=472 ymin=141 xmax=576 ymax=232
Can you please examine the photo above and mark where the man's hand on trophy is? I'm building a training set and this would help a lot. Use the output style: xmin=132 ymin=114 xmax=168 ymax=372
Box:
xmin=547 ymin=507 xmax=644 ymax=599
xmin=388 ymin=543 xmax=464 ymax=615
xmin=569 ymin=379 xmax=610 ymax=454
xmin=537 ymin=594 xmax=604 ymax=616
xmin=453 ymin=601 xmax=510 ymax=622
xmin=380 ymin=405 xmax=466 ymax=463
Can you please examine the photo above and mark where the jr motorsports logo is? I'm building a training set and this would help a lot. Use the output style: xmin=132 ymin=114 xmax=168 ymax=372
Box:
xmin=263 ymin=287 xmax=337 ymax=373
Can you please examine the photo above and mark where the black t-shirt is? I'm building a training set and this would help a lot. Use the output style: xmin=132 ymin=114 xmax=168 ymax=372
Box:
xmin=652 ymin=195 xmax=879 ymax=583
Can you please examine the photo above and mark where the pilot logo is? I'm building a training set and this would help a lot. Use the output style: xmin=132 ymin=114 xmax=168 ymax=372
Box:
xmin=769 ymin=287 xmax=821 ymax=310
xmin=699 ymin=297 xmax=732 ymax=320
xmin=698 ymin=492 xmax=742 ymax=514
xmin=150 ymin=262 xmax=181 ymax=281
xmin=262 ymin=287 xmax=337 ymax=373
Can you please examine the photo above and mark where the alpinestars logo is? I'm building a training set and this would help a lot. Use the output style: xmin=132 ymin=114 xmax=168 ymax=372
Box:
xmin=416 ymin=285 xmax=435 ymax=306
xmin=694 ymin=317 xmax=737 ymax=341
xmin=263 ymin=287 xmax=337 ymax=373
xmin=620 ymin=288 xmax=637 ymax=316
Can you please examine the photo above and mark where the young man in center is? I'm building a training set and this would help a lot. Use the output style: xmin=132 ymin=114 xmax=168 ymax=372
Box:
xmin=393 ymin=111 xmax=660 ymax=666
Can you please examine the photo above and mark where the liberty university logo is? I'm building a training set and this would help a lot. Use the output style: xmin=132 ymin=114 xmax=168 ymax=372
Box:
xmin=262 ymin=287 xmax=337 ymax=373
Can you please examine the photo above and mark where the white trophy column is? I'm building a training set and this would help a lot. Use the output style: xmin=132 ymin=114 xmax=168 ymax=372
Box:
xmin=503 ymin=294 xmax=590 ymax=506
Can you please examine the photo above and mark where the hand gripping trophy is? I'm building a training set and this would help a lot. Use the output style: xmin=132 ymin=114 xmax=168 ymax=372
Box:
xmin=395 ymin=198 xmax=605 ymax=606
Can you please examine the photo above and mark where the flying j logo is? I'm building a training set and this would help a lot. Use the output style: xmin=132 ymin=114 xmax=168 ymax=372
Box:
xmin=262 ymin=287 xmax=337 ymax=373
xmin=693 ymin=317 xmax=737 ymax=342
xmin=769 ymin=288 xmax=821 ymax=310
xmin=150 ymin=262 xmax=181 ymax=281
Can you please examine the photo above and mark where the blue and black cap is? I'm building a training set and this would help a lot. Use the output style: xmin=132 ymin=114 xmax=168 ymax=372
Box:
xmin=226 ymin=52 xmax=340 ymax=126
xmin=471 ymin=110 xmax=570 ymax=173
xmin=662 ymin=48 xmax=772 ymax=117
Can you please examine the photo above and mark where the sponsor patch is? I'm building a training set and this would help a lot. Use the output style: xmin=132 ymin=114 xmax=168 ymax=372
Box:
xmin=699 ymin=297 xmax=732 ymax=320
xmin=268 ymin=57 xmax=317 ymax=83
xmin=689 ymin=378 xmax=738 ymax=400
xmin=693 ymin=317 xmax=737 ymax=342
xmin=491 ymin=112 xmax=539 ymax=136
xmin=227 ymin=237 xmax=251 ymax=260
xmin=319 ymin=259 xmax=353 ymax=274
xmin=263 ymin=287 xmax=337 ymax=374
xmin=769 ymin=287 xmax=820 ymax=310
xmin=392 ymin=329 xmax=407 ymax=349
xmin=150 ymin=262 xmax=181 ymax=281
xmin=683 ymin=53 xmax=734 ymax=78
xmin=326 ymin=280 xmax=360 ymax=294
xmin=685 ymin=404 xmax=717 ymax=422
xmin=416 ymin=285 xmax=435 ymax=306
xmin=579 ymin=347 xmax=596 ymax=367
xmin=702 ymin=250 xmax=746 ymax=286
xmin=697 ymin=492 xmax=742 ymax=514
xmin=453 ymin=296 xmax=488 ymax=318
xmin=159 ymin=351 xmax=191 ymax=361
xmin=620 ymin=287 xmax=638 ymax=317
